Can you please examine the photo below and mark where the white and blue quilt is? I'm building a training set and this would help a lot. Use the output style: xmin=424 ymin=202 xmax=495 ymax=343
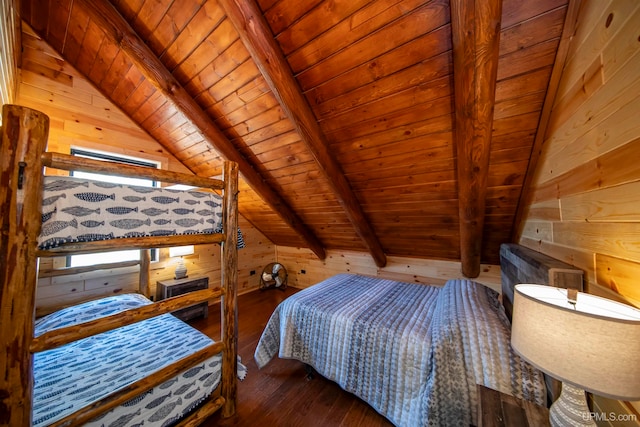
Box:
xmin=254 ymin=274 xmax=546 ymax=427
xmin=33 ymin=293 xmax=245 ymax=427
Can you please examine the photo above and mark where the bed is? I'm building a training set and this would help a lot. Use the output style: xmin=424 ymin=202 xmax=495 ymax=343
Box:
xmin=254 ymin=244 xmax=583 ymax=427
xmin=0 ymin=105 xmax=241 ymax=426
xmin=255 ymin=273 xmax=546 ymax=426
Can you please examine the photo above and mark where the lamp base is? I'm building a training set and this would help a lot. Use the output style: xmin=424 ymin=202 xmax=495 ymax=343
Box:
xmin=549 ymin=383 xmax=595 ymax=427
xmin=174 ymin=260 xmax=188 ymax=280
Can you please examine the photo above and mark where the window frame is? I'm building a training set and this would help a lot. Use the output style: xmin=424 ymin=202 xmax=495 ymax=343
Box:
xmin=66 ymin=148 xmax=161 ymax=267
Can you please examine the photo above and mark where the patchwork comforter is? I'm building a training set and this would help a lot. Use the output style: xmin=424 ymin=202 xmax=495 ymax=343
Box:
xmin=38 ymin=176 xmax=245 ymax=249
xmin=254 ymin=274 xmax=545 ymax=427
xmin=33 ymin=293 xmax=246 ymax=427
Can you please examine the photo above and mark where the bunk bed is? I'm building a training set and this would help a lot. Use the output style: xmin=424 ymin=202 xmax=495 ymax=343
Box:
xmin=0 ymin=105 xmax=241 ymax=426
xmin=255 ymin=243 xmax=581 ymax=427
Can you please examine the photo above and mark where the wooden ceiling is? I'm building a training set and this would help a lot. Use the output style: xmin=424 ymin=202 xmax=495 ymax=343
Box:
xmin=19 ymin=0 xmax=575 ymax=275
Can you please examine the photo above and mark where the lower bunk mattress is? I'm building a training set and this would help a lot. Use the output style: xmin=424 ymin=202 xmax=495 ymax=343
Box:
xmin=254 ymin=274 xmax=546 ymax=427
xmin=33 ymin=293 xmax=245 ymax=427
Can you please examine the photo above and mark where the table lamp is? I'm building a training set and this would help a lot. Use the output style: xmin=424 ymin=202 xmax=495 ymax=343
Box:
xmin=169 ymin=245 xmax=194 ymax=279
xmin=511 ymin=284 xmax=640 ymax=426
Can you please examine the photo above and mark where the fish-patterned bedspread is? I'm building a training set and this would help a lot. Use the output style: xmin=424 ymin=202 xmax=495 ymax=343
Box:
xmin=254 ymin=274 xmax=545 ymax=427
xmin=38 ymin=176 xmax=244 ymax=249
xmin=33 ymin=294 xmax=246 ymax=427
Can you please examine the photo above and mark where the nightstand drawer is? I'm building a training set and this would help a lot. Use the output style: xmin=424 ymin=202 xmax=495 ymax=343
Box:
xmin=164 ymin=278 xmax=208 ymax=297
xmin=156 ymin=276 xmax=209 ymax=321
xmin=477 ymin=385 xmax=549 ymax=427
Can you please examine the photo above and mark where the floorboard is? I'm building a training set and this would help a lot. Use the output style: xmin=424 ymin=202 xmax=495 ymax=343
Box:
xmin=189 ymin=286 xmax=393 ymax=426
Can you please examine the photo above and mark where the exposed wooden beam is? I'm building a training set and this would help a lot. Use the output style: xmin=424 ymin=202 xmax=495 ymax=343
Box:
xmin=218 ymin=0 xmax=387 ymax=268
xmin=511 ymin=0 xmax=583 ymax=242
xmin=75 ymin=0 xmax=326 ymax=261
xmin=451 ymin=0 xmax=502 ymax=277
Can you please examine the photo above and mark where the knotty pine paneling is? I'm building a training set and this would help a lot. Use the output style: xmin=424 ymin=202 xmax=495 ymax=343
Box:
xmin=0 ymin=0 xmax=19 ymax=111
xmin=276 ymin=246 xmax=501 ymax=293
xmin=19 ymin=28 xmax=183 ymax=171
xmin=521 ymin=0 xmax=640 ymax=304
xmin=519 ymin=2 xmax=640 ymax=417
xmin=595 ymin=253 xmax=640 ymax=307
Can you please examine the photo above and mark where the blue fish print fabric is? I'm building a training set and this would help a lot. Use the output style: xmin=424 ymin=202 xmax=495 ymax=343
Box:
xmin=33 ymin=294 xmax=247 ymax=426
xmin=39 ymin=177 xmax=245 ymax=249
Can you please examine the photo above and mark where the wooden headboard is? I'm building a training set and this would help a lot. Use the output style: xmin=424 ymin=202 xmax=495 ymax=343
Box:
xmin=500 ymin=243 xmax=584 ymax=320
xmin=499 ymin=243 xmax=584 ymax=404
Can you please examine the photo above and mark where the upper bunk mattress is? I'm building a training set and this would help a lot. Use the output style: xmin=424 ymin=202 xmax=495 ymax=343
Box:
xmin=38 ymin=176 xmax=244 ymax=249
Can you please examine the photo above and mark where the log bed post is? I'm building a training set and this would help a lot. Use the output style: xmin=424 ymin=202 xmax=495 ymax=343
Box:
xmin=0 ymin=105 xmax=50 ymax=426
xmin=221 ymin=160 xmax=239 ymax=417
xmin=139 ymin=249 xmax=151 ymax=297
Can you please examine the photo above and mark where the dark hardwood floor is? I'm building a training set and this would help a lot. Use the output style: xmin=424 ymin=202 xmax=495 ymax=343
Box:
xmin=189 ymin=287 xmax=393 ymax=427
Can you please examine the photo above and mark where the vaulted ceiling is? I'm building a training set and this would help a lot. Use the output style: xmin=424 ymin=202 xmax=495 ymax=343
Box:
xmin=19 ymin=0 xmax=576 ymax=276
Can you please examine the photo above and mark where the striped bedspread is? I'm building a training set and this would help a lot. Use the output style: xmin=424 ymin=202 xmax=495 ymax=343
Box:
xmin=254 ymin=274 xmax=545 ymax=426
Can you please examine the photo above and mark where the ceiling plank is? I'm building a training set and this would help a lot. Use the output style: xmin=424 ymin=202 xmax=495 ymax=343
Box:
xmin=218 ymin=0 xmax=387 ymax=268
xmin=74 ymin=0 xmax=326 ymax=261
xmin=512 ymin=0 xmax=583 ymax=242
xmin=451 ymin=0 xmax=503 ymax=277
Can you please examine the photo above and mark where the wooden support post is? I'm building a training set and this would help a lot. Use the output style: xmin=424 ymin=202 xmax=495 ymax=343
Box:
xmin=0 ymin=104 xmax=50 ymax=426
xmin=139 ymin=249 xmax=151 ymax=297
xmin=451 ymin=0 xmax=502 ymax=277
xmin=221 ymin=161 xmax=239 ymax=417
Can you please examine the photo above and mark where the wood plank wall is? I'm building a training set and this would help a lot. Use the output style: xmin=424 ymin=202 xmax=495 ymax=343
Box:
xmin=519 ymin=1 xmax=640 ymax=308
xmin=18 ymin=25 xmax=190 ymax=176
xmin=276 ymin=246 xmax=502 ymax=293
xmin=0 ymin=0 xmax=19 ymax=110
xmin=14 ymin=25 xmax=276 ymax=314
xmin=518 ymin=1 xmax=640 ymax=420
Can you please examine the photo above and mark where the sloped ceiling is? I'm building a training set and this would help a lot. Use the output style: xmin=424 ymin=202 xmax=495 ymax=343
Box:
xmin=19 ymin=0 xmax=576 ymax=275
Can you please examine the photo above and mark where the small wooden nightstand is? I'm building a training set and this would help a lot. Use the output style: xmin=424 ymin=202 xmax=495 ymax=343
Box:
xmin=477 ymin=385 xmax=550 ymax=427
xmin=156 ymin=276 xmax=209 ymax=322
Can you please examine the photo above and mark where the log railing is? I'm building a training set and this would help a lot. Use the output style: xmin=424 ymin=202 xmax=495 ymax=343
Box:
xmin=31 ymin=288 xmax=224 ymax=352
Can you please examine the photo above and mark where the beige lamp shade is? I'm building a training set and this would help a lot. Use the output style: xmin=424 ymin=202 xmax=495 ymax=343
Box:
xmin=169 ymin=245 xmax=194 ymax=258
xmin=511 ymin=284 xmax=640 ymax=400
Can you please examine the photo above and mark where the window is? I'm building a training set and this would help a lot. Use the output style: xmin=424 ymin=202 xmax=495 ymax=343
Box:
xmin=67 ymin=149 xmax=160 ymax=267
